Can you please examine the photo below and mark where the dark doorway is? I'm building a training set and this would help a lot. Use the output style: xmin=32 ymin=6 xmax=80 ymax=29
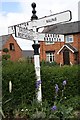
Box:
xmin=63 ymin=49 xmax=70 ymax=65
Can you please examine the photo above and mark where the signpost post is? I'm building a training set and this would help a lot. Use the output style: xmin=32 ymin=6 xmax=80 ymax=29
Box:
xmin=31 ymin=2 xmax=42 ymax=102
xmin=8 ymin=2 xmax=72 ymax=103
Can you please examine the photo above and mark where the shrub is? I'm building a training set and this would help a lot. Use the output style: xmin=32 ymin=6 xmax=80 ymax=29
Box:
xmin=2 ymin=61 xmax=80 ymax=119
xmin=2 ymin=48 xmax=10 ymax=60
xmin=65 ymin=96 xmax=80 ymax=110
xmin=41 ymin=60 xmax=58 ymax=66
xmin=2 ymin=61 xmax=36 ymax=117
xmin=41 ymin=65 xmax=79 ymax=105
xmin=2 ymin=54 xmax=11 ymax=60
xmin=3 ymin=48 xmax=9 ymax=53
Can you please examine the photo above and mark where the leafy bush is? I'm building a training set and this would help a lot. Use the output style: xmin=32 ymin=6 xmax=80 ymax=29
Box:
xmin=41 ymin=60 xmax=58 ymax=66
xmin=3 ymin=48 xmax=9 ymax=53
xmin=65 ymin=96 xmax=80 ymax=110
xmin=2 ymin=61 xmax=36 ymax=117
xmin=2 ymin=54 xmax=11 ymax=60
xmin=2 ymin=48 xmax=11 ymax=60
xmin=11 ymin=82 xmax=79 ymax=119
xmin=2 ymin=61 xmax=80 ymax=119
xmin=41 ymin=65 xmax=79 ymax=105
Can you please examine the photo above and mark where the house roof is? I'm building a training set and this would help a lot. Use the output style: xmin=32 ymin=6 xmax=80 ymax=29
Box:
xmin=42 ymin=21 xmax=80 ymax=35
xmin=57 ymin=43 xmax=78 ymax=54
xmin=0 ymin=34 xmax=22 ymax=51
xmin=0 ymin=34 xmax=11 ymax=50
xmin=22 ymin=50 xmax=34 ymax=58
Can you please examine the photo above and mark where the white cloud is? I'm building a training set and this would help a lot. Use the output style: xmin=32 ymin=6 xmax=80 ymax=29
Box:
xmin=19 ymin=0 xmax=79 ymax=21
xmin=0 ymin=11 xmax=34 ymax=50
xmin=0 ymin=0 xmax=79 ymax=36
xmin=13 ymin=34 xmax=34 ymax=50
xmin=0 ymin=12 xmax=30 ymax=35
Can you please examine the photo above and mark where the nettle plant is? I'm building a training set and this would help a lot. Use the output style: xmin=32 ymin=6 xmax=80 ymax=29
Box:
xmin=50 ymin=80 xmax=73 ymax=119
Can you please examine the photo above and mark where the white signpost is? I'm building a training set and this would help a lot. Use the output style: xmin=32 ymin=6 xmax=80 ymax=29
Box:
xmin=8 ymin=3 xmax=72 ymax=102
xmin=27 ymin=10 xmax=72 ymax=29
xmin=14 ymin=26 xmax=34 ymax=40
xmin=14 ymin=26 xmax=45 ymax=41
xmin=8 ymin=10 xmax=72 ymax=34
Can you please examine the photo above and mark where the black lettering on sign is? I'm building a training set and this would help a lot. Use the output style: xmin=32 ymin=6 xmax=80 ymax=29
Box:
xmin=46 ymin=17 xmax=57 ymax=23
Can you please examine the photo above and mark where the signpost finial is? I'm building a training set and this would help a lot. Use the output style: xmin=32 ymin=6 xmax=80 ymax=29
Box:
xmin=31 ymin=2 xmax=38 ymax=21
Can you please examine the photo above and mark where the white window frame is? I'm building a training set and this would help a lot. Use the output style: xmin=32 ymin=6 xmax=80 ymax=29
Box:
xmin=44 ymin=34 xmax=64 ymax=45
xmin=65 ymin=35 xmax=73 ymax=43
xmin=45 ymin=37 xmax=54 ymax=45
xmin=46 ymin=52 xmax=55 ymax=62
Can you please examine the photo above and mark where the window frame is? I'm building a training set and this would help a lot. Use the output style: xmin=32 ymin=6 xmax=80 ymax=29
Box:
xmin=46 ymin=52 xmax=55 ymax=62
xmin=9 ymin=43 xmax=15 ymax=51
xmin=65 ymin=35 xmax=73 ymax=43
xmin=45 ymin=37 xmax=55 ymax=45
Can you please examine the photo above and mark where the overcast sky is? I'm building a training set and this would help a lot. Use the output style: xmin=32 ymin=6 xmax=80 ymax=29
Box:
xmin=0 ymin=0 xmax=80 ymax=50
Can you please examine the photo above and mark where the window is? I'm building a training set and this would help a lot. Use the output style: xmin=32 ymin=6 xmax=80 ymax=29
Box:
xmin=44 ymin=37 xmax=54 ymax=44
xmin=65 ymin=35 xmax=73 ymax=43
xmin=46 ymin=52 xmax=55 ymax=62
xmin=44 ymin=34 xmax=64 ymax=44
xmin=10 ymin=43 xmax=15 ymax=51
xmin=44 ymin=34 xmax=54 ymax=44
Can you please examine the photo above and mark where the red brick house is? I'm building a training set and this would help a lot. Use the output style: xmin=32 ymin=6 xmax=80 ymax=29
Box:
xmin=40 ymin=21 xmax=80 ymax=65
xmin=0 ymin=34 xmax=22 ymax=61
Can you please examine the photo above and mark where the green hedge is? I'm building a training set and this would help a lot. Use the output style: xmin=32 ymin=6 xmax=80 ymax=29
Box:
xmin=41 ymin=65 xmax=80 ymax=105
xmin=2 ymin=61 xmax=36 ymax=115
xmin=2 ymin=61 xmax=80 ymax=117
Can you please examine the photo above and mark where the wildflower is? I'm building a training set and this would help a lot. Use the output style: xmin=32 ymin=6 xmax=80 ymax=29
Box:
xmin=55 ymin=84 xmax=59 ymax=93
xmin=21 ymin=109 xmax=24 ymax=111
xmin=64 ymin=97 xmax=67 ymax=99
xmin=51 ymin=105 xmax=57 ymax=111
xmin=63 ymin=80 xmax=67 ymax=86
xmin=25 ymin=109 xmax=28 ymax=111
xmin=36 ymin=80 xmax=41 ymax=89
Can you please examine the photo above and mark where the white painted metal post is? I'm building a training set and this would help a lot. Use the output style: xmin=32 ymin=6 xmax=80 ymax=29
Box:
xmin=32 ymin=43 xmax=42 ymax=102
xmin=31 ymin=3 xmax=42 ymax=102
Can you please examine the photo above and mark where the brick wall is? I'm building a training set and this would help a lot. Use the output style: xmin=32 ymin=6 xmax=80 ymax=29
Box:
xmin=2 ymin=35 xmax=22 ymax=61
xmin=71 ymin=34 xmax=80 ymax=64
xmin=40 ymin=41 xmax=64 ymax=63
xmin=40 ymin=33 xmax=80 ymax=65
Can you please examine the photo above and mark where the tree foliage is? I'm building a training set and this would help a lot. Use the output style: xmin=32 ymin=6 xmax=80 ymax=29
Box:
xmin=3 ymin=48 xmax=9 ymax=53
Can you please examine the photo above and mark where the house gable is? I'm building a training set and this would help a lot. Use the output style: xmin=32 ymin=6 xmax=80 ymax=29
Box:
xmin=57 ymin=43 xmax=78 ymax=54
xmin=2 ymin=34 xmax=22 ymax=61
